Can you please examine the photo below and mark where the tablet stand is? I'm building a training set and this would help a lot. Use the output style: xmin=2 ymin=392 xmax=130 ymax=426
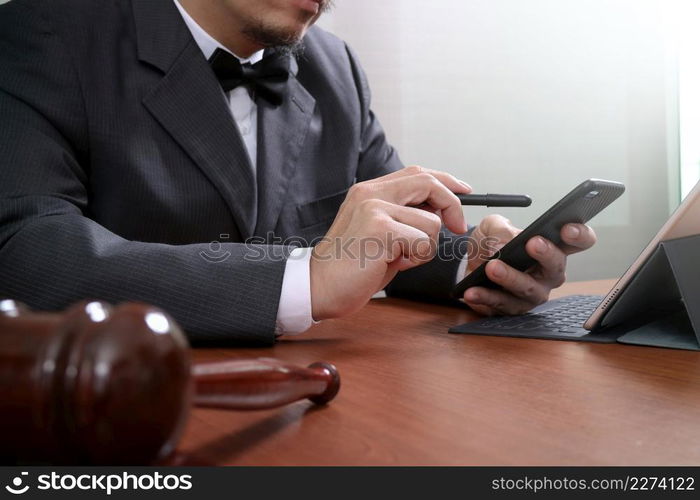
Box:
xmin=603 ymin=234 xmax=700 ymax=350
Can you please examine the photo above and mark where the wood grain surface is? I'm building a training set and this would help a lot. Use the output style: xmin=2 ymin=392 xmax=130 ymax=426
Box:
xmin=177 ymin=280 xmax=700 ymax=465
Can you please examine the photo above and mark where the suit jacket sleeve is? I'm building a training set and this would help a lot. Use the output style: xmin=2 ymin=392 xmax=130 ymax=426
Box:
xmin=344 ymin=43 xmax=470 ymax=303
xmin=0 ymin=1 xmax=287 ymax=345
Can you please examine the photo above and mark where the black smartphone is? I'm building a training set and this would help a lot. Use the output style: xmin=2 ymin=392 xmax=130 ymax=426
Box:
xmin=452 ymin=179 xmax=626 ymax=298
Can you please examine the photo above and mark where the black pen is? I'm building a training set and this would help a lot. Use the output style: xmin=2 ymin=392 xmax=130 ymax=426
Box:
xmin=457 ymin=193 xmax=532 ymax=207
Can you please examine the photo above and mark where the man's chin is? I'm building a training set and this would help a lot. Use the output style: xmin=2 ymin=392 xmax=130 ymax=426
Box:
xmin=242 ymin=20 xmax=309 ymax=49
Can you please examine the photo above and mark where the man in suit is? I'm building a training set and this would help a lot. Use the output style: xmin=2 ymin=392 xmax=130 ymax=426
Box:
xmin=0 ymin=0 xmax=596 ymax=343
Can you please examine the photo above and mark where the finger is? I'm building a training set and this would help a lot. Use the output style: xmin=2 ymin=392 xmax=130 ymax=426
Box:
xmin=370 ymin=165 xmax=473 ymax=194
xmin=463 ymin=285 xmax=539 ymax=316
xmin=382 ymin=173 xmax=467 ymax=234
xmin=466 ymin=224 xmax=492 ymax=271
xmin=559 ymin=223 xmax=597 ymax=254
xmin=462 ymin=300 xmax=498 ymax=317
xmin=382 ymin=219 xmax=435 ymax=268
xmin=419 ymin=169 xmax=472 ymax=194
xmin=467 ymin=215 xmax=521 ymax=271
xmin=479 ymin=214 xmax=521 ymax=238
xmin=383 ymin=203 xmax=443 ymax=243
xmin=482 ymin=259 xmax=550 ymax=305
xmin=358 ymin=200 xmax=438 ymax=266
xmin=368 ymin=202 xmax=442 ymax=265
xmin=524 ymin=236 xmax=567 ymax=288
xmin=378 ymin=267 xmax=401 ymax=291
xmin=354 ymin=218 xmax=431 ymax=271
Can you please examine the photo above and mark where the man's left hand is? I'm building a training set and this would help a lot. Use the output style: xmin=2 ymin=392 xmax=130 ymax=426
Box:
xmin=462 ymin=214 xmax=597 ymax=316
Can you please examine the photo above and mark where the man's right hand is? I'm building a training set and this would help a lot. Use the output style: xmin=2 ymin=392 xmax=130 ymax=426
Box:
xmin=309 ymin=166 xmax=471 ymax=321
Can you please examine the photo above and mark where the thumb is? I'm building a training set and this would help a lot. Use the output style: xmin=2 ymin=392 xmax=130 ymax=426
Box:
xmin=467 ymin=217 xmax=517 ymax=272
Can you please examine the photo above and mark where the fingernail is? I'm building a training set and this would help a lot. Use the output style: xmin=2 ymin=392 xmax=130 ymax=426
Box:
xmin=534 ymin=237 xmax=548 ymax=255
xmin=491 ymin=262 xmax=506 ymax=279
xmin=466 ymin=291 xmax=482 ymax=304
xmin=566 ymin=225 xmax=580 ymax=239
xmin=459 ymin=180 xmax=472 ymax=191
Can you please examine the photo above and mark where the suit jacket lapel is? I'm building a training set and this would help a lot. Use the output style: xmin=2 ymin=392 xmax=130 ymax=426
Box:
xmin=133 ymin=0 xmax=257 ymax=239
xmin=254 ymin=57 xmax=316 ymax=237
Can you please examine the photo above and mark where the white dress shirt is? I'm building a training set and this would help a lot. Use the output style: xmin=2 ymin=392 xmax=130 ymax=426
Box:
xmin=174 ymin=0 xmax=314 ymax=335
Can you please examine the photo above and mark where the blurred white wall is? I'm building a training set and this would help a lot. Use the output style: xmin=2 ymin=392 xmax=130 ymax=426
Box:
xmin=319 ymin=0 xmax=682 ymax=280
xmin=675 ymin=0 xmax=700 ymax=197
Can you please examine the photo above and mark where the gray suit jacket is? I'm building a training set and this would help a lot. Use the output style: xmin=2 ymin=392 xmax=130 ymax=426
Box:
xmin=0 ymin=0 xmax=468 ymax=344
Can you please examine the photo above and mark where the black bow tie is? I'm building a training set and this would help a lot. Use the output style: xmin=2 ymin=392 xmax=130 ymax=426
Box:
xmin=208 ymin=48 xmax=290 ymax=106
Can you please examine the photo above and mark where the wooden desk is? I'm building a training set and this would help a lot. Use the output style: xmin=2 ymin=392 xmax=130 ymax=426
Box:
xmin=179 ymin=280 xmax=700 ymax=465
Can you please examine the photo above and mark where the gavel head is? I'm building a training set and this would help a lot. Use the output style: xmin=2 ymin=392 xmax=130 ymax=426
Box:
xmin=0 ymin=300 xmax=192 ymax=465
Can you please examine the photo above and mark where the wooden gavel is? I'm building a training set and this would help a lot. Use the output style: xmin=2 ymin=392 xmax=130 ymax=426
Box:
xmin=0 ymin=299 xmax=340 ymax=465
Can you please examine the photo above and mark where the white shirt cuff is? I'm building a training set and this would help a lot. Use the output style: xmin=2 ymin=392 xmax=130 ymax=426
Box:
xmin=275 ymin=247 xmax=316 ymax=336
xmin=456 ymin=253 xmax=470 ymax=285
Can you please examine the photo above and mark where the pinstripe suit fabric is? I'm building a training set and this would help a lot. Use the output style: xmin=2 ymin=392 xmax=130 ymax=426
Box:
xmin=0 ymin=0 xmax=467 ymax=344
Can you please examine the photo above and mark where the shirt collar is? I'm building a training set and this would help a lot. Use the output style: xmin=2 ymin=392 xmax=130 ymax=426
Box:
xmin=173 ymin=0 xmax=264 ymax=65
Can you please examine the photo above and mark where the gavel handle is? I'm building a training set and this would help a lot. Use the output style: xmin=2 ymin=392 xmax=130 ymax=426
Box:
xmin=192 ymin=358 xmax=340 ymax=410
